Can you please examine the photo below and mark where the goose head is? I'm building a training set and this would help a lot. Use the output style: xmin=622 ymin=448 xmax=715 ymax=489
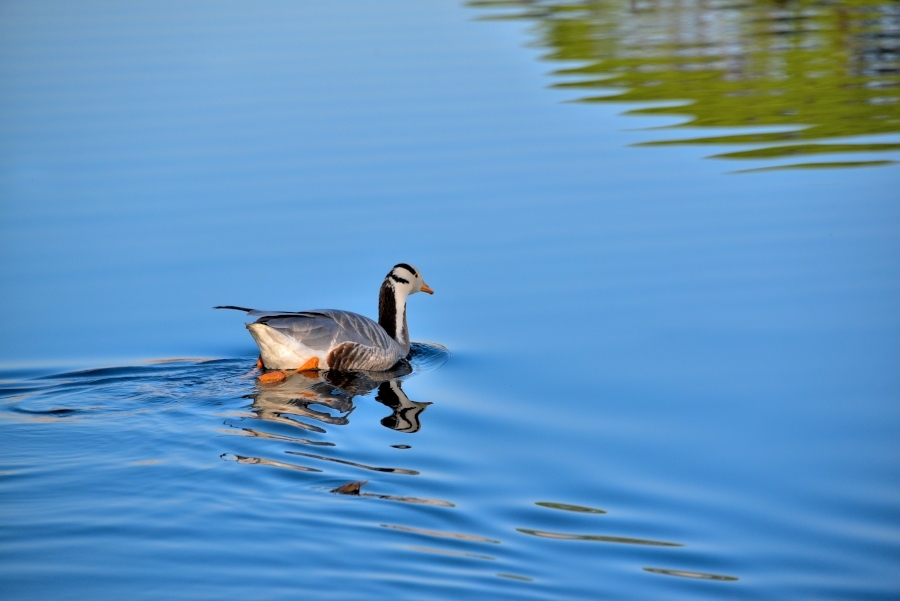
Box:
xmin=385 ymin=263 xmax=433 ymax=296
xmin=378 ymin=263 xmax=432 ymax=350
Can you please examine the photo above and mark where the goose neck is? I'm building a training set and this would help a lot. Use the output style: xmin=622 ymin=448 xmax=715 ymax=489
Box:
xmin=378 ymin=281 xmax=410 ymax=354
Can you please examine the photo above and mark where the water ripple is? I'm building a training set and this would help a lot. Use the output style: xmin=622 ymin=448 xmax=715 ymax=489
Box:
xmin=408 ymin=546 xmax=496 ymax=561
xmin=643 ymin=567 xmax=738 ymax=581
xmin=220 ymin=453 xmax=322 ymax=473
xmin=381 ymin=524 xmax=501 ymax=544
xmin=285 ymin=451 xmax=419 ymax=475
xmin=535 ymin=501 xmax=606 ymax=514
xmin=516 ymin=528 xmax=683 ymax=547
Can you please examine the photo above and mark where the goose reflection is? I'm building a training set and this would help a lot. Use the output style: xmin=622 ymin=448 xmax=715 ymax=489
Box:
xmin=247 ymin=358 xmax=432 ymax=434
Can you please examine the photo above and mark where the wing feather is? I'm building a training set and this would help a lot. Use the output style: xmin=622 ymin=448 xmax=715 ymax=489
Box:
xmin=254 ymin=310 xmax=398 ymax=355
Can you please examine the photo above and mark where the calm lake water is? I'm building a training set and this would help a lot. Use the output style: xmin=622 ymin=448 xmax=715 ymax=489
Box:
xmin=1 ymin=1 xmax=899 ymax=599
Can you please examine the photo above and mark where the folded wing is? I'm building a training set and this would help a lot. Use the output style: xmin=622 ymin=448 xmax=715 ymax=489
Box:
xmin=253 ymin=310 xmax=397 ymax=355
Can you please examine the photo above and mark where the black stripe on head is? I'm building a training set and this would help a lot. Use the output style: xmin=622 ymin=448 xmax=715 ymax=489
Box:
xmin=389 ymin=274 xmax=409 ymax=285
xmin=393 ymin=263 xmax=417 ymax=277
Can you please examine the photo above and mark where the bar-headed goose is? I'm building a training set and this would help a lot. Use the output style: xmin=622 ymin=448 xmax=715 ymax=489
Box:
xmin=216 ymin=263 xmax=433 ymax=374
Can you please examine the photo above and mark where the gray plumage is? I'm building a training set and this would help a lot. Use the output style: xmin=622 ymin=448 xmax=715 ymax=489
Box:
xmin=252 ymin=310 xmax=405 ymax=371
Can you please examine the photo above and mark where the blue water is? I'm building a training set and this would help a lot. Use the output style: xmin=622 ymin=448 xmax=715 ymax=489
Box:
xmin=1 ymin=1 xmax=899 ymax=599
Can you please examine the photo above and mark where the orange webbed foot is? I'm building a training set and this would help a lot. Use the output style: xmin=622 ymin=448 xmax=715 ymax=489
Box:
xmin=257 ymin=370 xmax=287 ymax=385
xmin=296 ymin=357 xmax=320 ymax=373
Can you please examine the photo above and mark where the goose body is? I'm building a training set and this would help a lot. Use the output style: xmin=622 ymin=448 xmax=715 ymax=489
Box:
xmin=217 ymin=264 xmax=433 ymax=371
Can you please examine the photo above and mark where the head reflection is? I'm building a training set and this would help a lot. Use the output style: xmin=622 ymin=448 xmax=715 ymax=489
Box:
xmin=376 ymin=381 xmax=431 ymax=433
xmin=248 ymin=360 xmax=431 ymax=433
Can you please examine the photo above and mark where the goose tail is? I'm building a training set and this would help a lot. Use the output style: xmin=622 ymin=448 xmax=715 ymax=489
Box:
xmin=213 ymin=305 xmax=255 ymax=313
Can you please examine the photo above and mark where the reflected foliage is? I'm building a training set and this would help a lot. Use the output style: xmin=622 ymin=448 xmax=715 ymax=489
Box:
xmin=469 ymin=0 xmax=900 ymax=168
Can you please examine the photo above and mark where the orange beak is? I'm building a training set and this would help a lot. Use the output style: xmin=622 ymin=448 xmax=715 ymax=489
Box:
xmin=420 ymin=282 xmax=434 ymax=295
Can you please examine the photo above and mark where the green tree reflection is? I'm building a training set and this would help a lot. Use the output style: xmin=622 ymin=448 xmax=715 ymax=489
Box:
xmin=469 ymin=0 xmax=900 ymax=170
